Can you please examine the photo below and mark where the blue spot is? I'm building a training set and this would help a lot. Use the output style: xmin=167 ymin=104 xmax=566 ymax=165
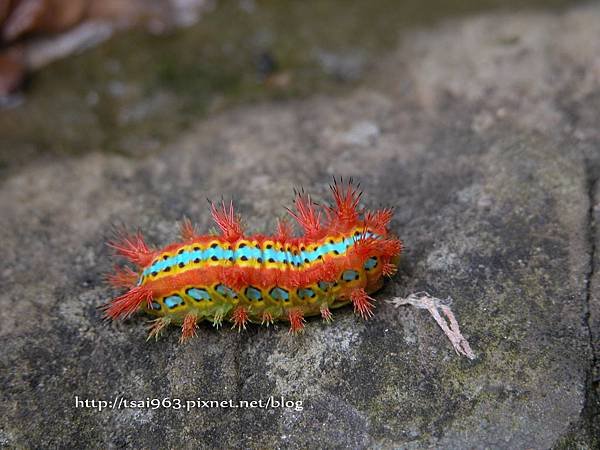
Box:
xmin=187 ymin=288 xmax=211 ymax=301
xmin=364 ymin=256 xmax=378 ymax=270
xmin=297 ymin=288 xmax=315 ymax=300
xmin=216 ymin=284 xmax=237 ymax=299
xmin=342 ymin=270 xmax=359 ymax=282
xmin=245 ymin=286 xmax=263 ymax=301
xmin=318 ymin=281 xmax=332 ymax=291
xmin=150 ymin=302 xmax=161 ymax=310
xmin=164 ymin=295 xmax=184 ymax=309
xmin=270 ymin=287 xmax=289 ymax=301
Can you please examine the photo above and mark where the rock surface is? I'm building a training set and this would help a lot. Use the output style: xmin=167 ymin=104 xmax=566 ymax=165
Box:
xmin=1 ymin=3 xmax=599 ymax=448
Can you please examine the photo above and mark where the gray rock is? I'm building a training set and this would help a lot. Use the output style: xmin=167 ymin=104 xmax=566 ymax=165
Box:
xmin=1 ymin=3 xmax=599 ymax=448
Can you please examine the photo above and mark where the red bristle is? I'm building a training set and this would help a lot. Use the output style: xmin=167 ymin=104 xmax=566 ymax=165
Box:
xmin=286 ymin=192 xmax=323 ymax=238
xmin=320 ymin=305 xmax=333 ymax=323
xmin=180 ymin=313 xmax=198 ymax=343
xmin=107 ymin=230 xmax=155 ymax=267
xmin=353 ymin=235 xmax=402 ymax=260
xmin=275 ymin=218 xmax=294 ymax=241
xmin=106 ymin=265 xmax=138 ymax=288
xmin=232 ymin=306 xmax=249 ymax=331
xmin=261 ymin=311 xmax=274 ymax=326
xmin=382 ymin=262 xmax=398 ymax=277
xmin=350 ymin=288 xmax=375 ymax=320
xmin=328 ymin=177 xmax=362 ymax=228
xmin=379 ymin=238 xmax=403 ymax=258
xmin=320 ymin=259 xmax=340 ymax=282
xmin=210 ymin=200 xmax=244 ymax=241
xmin=352 ymin=234 xmax=380 ymax=259
xmin=364 ymin=208 xmax=394 ymax=233
xmin=180 ymin=217 xmax=199 ymax=242
xmin=102 ymin=286 xmax=153 ymax=320
xmin=221 ymin=267 xmax=249 ymax=291
xmin=288 ymin=308 xmax=306 ymax=334
xmin=147 ymin=317 xmax=170 ymax=341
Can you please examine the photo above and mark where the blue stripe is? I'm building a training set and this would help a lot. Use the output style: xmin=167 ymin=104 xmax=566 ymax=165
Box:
xmin=142 ymin=232 xmax=376 ymax=276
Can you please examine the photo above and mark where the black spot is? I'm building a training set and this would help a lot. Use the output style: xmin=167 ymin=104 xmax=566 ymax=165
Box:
xmin=151 ymin=271 xmax=158 ymax=277
xmin=301 ymin=246 xmax=306 ymax=251
xmin=241 ymin=256 xmax=248 ymax=261
xmin=163 ymin=255 xmax=169 ymax=260
xmin=211 ymin=243 xmax=218 ymax=249
xmin=333 ymin=250 xmax=340 ymax=255
xmin=257 ymin=258 xmax=263 ymax=263
xmin=211 ymin=256 xmax=218 ymax=261
xmin=194 ymin=258 xmax=200 ymax=263
xmin=163 ymin=267 xmax=171 ymax=272
xmin=239 ymin=243 xmax=247 ymax=248
xmin=318 ymin=255 xmax=323 ymax=260
xmin=268 ymin=258 xmax=275 ymax=263
xmin=178 ymin=263 xmax=185 ymax=268
xmin=178 ymin=249 xmax=184 ymax=254
xmin=354 ymin=231 xmax=361 ymax=236
xmin=228 ymin=257 xmax=234 ymax=262
xmin=266 ymin=244 xmax=272 ymax=249
xmin=304 ymin=258 xmax=309 ymax=263
xmin=193 ymin=247 xmax=200 ymax=251
xmin=329 ymin=239 xmax=335 ymax=244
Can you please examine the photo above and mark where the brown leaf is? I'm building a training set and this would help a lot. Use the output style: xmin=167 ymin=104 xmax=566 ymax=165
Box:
xmin=37 ymin=0 xmax=89 ymax=33
xmin=0 ymin=46 xmax=25 ymax=95
xmin=2 ymin=0 xmax=46 ymax=41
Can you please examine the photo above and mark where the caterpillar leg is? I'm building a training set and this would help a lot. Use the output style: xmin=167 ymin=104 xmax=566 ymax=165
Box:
xmin=232 ymin=306 xmax=249 ymax=331
xmin=382 ymin=262 xmax=398 ymax=277
xmin=180 ymin=313 xmax=198 ymax=343
xmin=212 ymin=312 xmax=224 ymax=329
xmin=350 ymin=288 xmax=375 ymax=319
xmin=288 ymin=309 xmax=306 ymax=334
xmin=147 ymin=317 xmax=171 ymax=341
xmin=261 ymin=311 xmax=274 ymax=326
xmin=320 ymin=305 xmax=333 ymax=323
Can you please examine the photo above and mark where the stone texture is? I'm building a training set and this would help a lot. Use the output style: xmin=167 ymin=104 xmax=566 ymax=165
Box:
xmin=1 ymin=3 xmax=599 ymax=448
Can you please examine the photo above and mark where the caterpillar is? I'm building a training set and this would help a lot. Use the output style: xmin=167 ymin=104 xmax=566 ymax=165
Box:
xmin=103 ymin=179 xmax=402 ymax=342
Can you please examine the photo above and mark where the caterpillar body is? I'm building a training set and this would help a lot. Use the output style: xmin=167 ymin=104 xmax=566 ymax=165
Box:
xmin=104 ymin=179 xmax=402 ymax=341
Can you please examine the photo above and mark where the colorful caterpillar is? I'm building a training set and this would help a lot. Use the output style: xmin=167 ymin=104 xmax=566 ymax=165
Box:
xmin=103 ymin=179 xmax=402 ymax=341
